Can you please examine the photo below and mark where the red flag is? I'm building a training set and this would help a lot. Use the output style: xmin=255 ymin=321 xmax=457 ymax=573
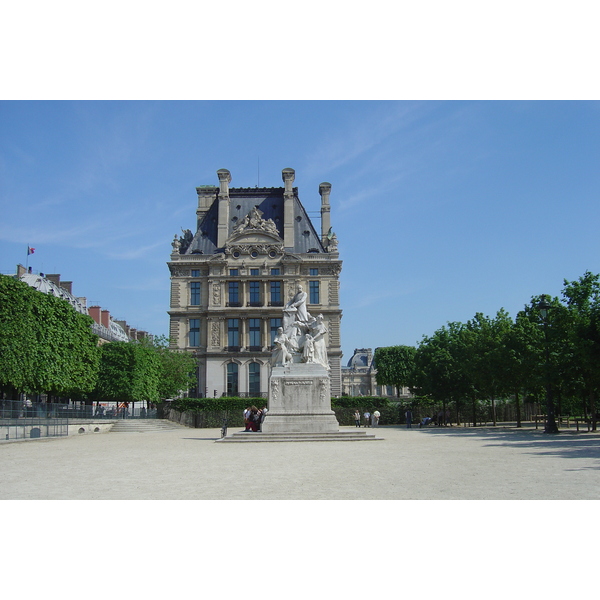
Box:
xmin=27 ymin=246 xmax=35 ymax=255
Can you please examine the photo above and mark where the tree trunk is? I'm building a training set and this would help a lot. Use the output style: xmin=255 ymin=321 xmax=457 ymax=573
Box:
xmin=472 ymin=396 xmax=477 ymax=427
xmin=515 ymin=389 xmax=522 ymax=428
xmin=491 ymin=396 xmax=497 ymax=426
xmin=590 ymin=391 xmax=597 ymax=432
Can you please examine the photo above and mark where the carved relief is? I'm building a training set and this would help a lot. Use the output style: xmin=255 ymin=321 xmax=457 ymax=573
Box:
xmin=232 ymin=206 xmax=279 ymax=236
xmin=212 ymin=282 xmax=221 ymax=306
xmin=318 ymin=378 xmax=329 ymax=403
xmin=211 ymin=321 xmax=220 ymax=346
xmin=270 ymin=378 xmax=280 ymax=403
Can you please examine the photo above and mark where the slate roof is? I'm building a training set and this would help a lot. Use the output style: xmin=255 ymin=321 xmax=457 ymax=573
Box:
xmin=185 ymin=187 xmax=325 ymax=255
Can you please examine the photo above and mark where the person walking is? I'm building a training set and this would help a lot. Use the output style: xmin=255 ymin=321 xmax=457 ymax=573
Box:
xmin=363 ymin=410 xmax=371 ymax=427
xmin=373 ymin=410 xmax=381 ymax=427
xmin=354 ymin=409 xmax=361 ymax=427
xmin=405 ymin=408 xmax=413 ymax=428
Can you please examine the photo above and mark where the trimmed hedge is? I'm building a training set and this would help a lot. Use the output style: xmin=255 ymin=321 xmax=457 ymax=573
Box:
xmin=166 ymin=396 xmax=413 ymax=428
xmin=168 ymin=397 xmax=266 ymax=413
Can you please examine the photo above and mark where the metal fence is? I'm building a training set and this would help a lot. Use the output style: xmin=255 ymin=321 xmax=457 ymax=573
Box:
xmin=1 ymin=399 xmax=68 ymax=441
xmin=0 ymin=398 xmax=159 ymax=442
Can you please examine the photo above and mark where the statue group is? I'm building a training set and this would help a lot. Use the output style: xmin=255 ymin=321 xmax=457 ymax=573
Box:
xmin=271 ymin=285 xmax=329 ymax=370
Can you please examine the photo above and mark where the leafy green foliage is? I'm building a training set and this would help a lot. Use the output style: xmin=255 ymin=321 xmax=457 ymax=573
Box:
xmin=150 ymin=336 xmax=197 ymax=400
xmin=169 ymin=397 xmax=266 ymax=413
xmin=374 ymin=345 xmax=417 ymax=396
xmin=93 ymin=341 xmax=160 ymax=404
xmin=0 ymin=275 xmax=100 ymax=397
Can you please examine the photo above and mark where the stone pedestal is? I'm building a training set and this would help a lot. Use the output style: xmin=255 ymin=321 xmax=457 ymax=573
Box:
xmin=261 ymin=361 xmax=339 ymax=434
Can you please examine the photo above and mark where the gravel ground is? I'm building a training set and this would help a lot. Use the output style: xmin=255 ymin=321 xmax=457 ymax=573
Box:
xmin=2 ymin=424 xmax=599 ymax=500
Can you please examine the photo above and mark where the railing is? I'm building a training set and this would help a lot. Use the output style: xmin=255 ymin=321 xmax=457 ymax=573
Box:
xmin=0 ymin=399 xmax=158 ymax=423
xmin=1 ymin=399 xmax=68 ymax=441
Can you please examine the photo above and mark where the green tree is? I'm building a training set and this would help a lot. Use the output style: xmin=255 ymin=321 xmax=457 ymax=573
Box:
xmin=0 ymin=274 xmax=99 ymax=398
xmin=414 ymin=322 xmax=473 ymax=424
xmin=93 ymin=341 xmax=160 ymax=406
xmin=150 ymin=336 xmax=197 ymax=401
xmin=502 ymin=311 xmax=544 ymax=427
xmin=561 ymin=272 xmax=600 ymax=430
xmin=374 ymin=345 xmax=417 ymax=397
xmin=462 ymin=310 xmax=514 ymax=426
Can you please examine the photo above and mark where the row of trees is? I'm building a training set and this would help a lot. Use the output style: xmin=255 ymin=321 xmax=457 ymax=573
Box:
xmin=374 ymin=271 xmax=600 ymax=431
xmin=0 ymin=275 xmax=196 ymax=405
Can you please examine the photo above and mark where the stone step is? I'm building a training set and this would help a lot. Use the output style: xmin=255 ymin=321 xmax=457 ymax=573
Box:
xmin=110 ymin=419 xmax=185 ymax=433
xmin=216 ymin=430 xmax=383 ymax=443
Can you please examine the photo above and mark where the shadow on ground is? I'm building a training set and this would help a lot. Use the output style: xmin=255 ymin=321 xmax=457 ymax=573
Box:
xmin=413 ymin=425 xmax=600 ymax=468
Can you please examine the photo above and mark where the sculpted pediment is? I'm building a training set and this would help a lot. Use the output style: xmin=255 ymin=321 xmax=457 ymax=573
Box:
xmin=225 ymin=206 xmax=283 ymax=250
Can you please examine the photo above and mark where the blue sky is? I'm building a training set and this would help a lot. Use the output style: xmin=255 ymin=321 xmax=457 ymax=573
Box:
xmin=2 ymin=100 xmax=599 ymax=361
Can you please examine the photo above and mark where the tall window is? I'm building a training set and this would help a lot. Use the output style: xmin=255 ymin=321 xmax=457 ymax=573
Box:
xmin=227 ymin=363 xmax=239 ymax=396
xmin=191 ymin=270 xmax=200 ymax=277
xmin=270 ymin=281 xmax=281 ymax=305
xmin=227 ymin=319 xmax=239 ymax=348
xmin=250 ymin=269 xmax=260 ymax=276
xmin=310 ymin=268 xmax=319 ymax=276
xmin=249 ymin=362 xmax=260 ymax=395
xmin=309 ymin=280 xmax=320 ymax=304
xmin=249 ymin=281 xmax=260 ymax=305
xmin=189 ymin=319 xmax=200 ymax=347
xmin=270 ymin=268 xmax=280 ymax=275
xmin=228 ymin=281 xmax=239 ymax=306
xmin=270 ymin=318 xmax=282 ymax=345
xmin=229 ymin=269 xmax=239 ymax=276
xmin=249 ymin=318 xmax=261 ymax=348
xmin=190 ymin=281 xmax=201 ymax=306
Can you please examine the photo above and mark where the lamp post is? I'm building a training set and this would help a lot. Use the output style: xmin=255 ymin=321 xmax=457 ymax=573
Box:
xmin=538 ymin=295 xmax=559 ymax=434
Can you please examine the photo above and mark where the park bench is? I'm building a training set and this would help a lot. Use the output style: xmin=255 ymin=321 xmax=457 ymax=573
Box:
xmin=535 ymin=414 xmax=598 ymax=432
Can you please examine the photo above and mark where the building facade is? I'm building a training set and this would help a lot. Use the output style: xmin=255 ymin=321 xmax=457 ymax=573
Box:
xmin=167 ymin=168 xmax=343 ymax=397
xmin=341 ymin=348 xmax=413 ymax=399
xmin=14 ymin=265 xmax=145 ymax=344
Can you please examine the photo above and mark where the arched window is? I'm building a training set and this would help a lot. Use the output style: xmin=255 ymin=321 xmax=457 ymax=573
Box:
xmin=249 ymin=362 xmax=260 ymax=396
xmin=227 ymin=363 xmax=239 ymax=396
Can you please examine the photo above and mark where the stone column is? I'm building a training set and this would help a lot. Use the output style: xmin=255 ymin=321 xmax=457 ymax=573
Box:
xmin=217 ymin=169 xmax=231 ymax=248
xmin=319 ymin=182 xmax=331 ymax=244
xmin=282 ymin=168 xmax=295 ymax=250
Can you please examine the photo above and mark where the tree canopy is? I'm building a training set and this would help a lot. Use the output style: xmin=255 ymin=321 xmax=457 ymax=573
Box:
xmin=0 ymin=274 xmax=99 ymax=397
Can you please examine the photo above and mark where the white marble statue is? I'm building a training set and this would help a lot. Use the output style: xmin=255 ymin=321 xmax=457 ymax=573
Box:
xmin=285 ymin=284 xmax=310 ymax=324
xmin=302 ymin=333 xmax=315 ymax=363
xmin=271 ymin=327 xmax=292 ymax=366
xmin=308 ymin=313 xmax=329 ymax=370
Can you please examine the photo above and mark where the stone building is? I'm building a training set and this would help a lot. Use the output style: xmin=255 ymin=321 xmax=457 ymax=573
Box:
xmin=167 ymin=168 xmax=343 ymax=398
xmin=14 ymin=265 xmax=143 ymax=344
xmin=342 ymin=348 xmax=413 ymax=399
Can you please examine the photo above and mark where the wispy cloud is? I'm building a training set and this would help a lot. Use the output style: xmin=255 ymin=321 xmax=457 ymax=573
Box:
xmin=105 ymin=241 xmax=166 ymax=261
xmin=302 ymin=102 xmax=426 ymax=178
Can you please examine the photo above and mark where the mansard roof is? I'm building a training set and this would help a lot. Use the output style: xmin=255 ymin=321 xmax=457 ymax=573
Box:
xmin=185 ymin=186 xmax=325 ymax=255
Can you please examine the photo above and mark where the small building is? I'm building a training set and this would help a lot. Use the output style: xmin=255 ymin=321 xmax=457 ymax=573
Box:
xmin=342 ymin=348 xmax=413 ymax=399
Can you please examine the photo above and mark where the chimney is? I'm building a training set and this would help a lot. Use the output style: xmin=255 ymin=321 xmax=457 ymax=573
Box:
xmin=130 ymin=328 xmax=138 ymax=340
xmin=17 ymin=264 xmax=27 ymax=277
xmin=89 ymin=306 xmax=101 ymax=325
xmin=115 ymin=320 xmax=131 ymax=337
xmin=101 ymin=310 xmax=110 ymax=329
xmin=196 ymin=186 xmax=219 ymax=229
xmin=319 ymin=182 xmax=332 ymax=244
xmin=61 ymin=281 xmax=73 ymax=294
xmin=46 ymin=274 xmax=61 ymax=286
xmin=282 ymin=168 xmax=295 ymax=249
xmin=216 ymin=169 xmax=231 ymax=248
